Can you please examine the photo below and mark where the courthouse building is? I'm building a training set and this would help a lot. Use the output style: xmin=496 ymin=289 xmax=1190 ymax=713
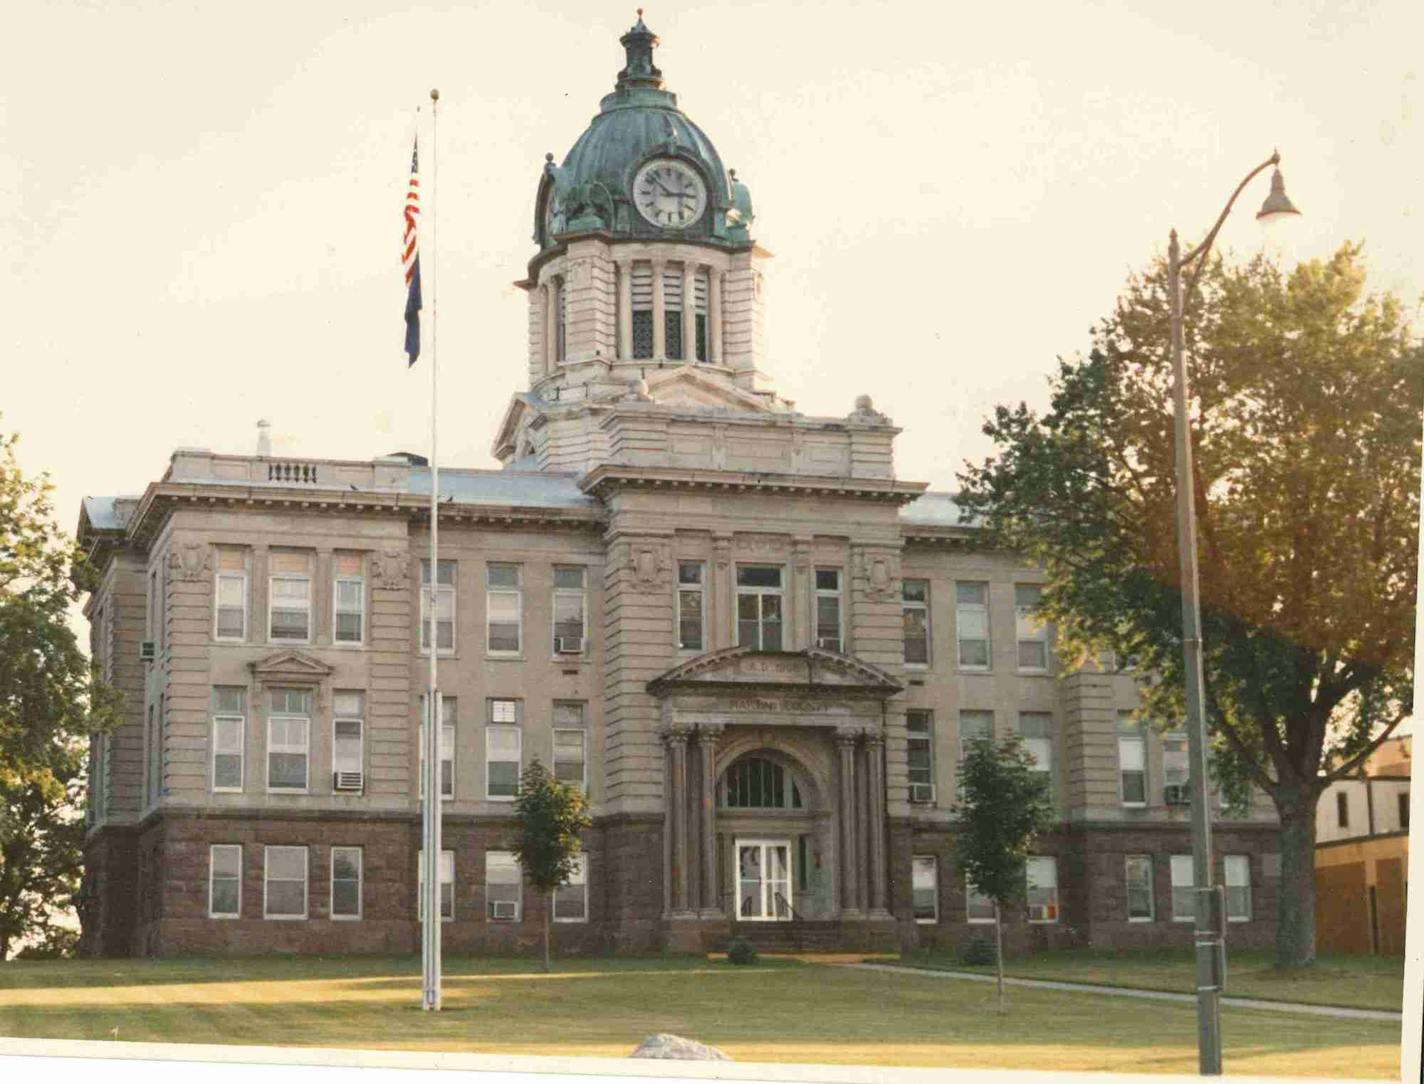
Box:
xmin=76 ymin=16 xmax=1279 ymax=957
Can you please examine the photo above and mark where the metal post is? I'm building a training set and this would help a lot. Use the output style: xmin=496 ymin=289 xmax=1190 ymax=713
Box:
xmin=1167 ymin=229 xmax=1222 ymax=1073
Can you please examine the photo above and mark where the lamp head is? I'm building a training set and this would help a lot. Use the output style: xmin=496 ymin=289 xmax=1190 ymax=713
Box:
xmin=1256 ymin=166 xmax=1301 ymax=222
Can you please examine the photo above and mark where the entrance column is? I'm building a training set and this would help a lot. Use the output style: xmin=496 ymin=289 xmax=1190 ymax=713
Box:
xmin=697 ymin=723 xmax=724 ymax=915
xmin=663 ymin=726 xmax=693 ymax=915
xmin=836 ymin=727 xmax=862 ymax=917
xmin=865 ymin=733 xmax=889 ymax=915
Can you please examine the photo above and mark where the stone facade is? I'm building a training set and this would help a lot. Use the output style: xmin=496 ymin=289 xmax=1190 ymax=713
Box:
xmin=75 ymin=16 xmax=1280 ymax=959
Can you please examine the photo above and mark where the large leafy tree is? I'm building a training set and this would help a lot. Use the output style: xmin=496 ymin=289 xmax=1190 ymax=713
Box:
xmin=511 ymin=758 xmax=591 ymax=971
xmin=0 ymin=428 xmax=116 ymax=959
xmin=954 ymin=733 xmax=1055 ymax=1012
xmin=957 ymin=243 xmax=1420 ymax=968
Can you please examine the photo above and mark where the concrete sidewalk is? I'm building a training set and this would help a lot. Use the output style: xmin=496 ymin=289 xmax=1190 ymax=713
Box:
xmin=845 ymin=962 xmax=1403 ymax=1022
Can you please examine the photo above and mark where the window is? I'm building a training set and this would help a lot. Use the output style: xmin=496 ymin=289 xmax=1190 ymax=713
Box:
xmin=209 ymin=844 xmax=242 ymax=918
xmin=736 ymin=566 xmax=783 ymax=651
xmin=332 ymin=691 xmax=364 ymax=792
xmin=333 ymin=553 xmax=364 ymax=644
xmin=677 ymin=562 xmax=704 ymax=651
xmin=1025 ymin=856 xmax=1059 ymax=923
xmin=486 ymin=563 xmax=521 ymax=655
xmin=421 ymin=559 xmax=456 ymax=653
xmin=1170 ymin=854 xmax=1194 ymax=921
xmin=487 ymin=699 xmax=521 ymax=799
xmin=912 ymin=856 xmax=938 ymax=923
xmin=331 ymin=846 xmax=362 ymax=920
xmin=1223 ymin=855 xmax=1251 ymax=922
xmin=1118 ymin=713 xmax=1146 ymax=807
xmin=552 ymin=566 xmax=586 ymax=654
xmin=721 ymin=757 xmax=803 ymax=809
xmin=145 ymin=703 xmax=159 ymax=806
xmin=907 ymin=710 xmax=935 ymax=802
xmin=418 ymin=849 xmax=455 ymax=921
xmin=1014 ymin=584 xmax=1049 ymax=671
xmin=214 ymin=549 xmax=248 ymax=641
xmin=553 ymin=702 xmax=587 ymax=791
xmin=554 ymin=275 xmax=566 ymax=363
xmin=663 ymin=265 xmax=684 ymax=361
xmin=1125 ymin=855 xmax=1154 ymax=921
xmin=553 ymin=853 xmax=588 ymax=922
xmin=419 ymin=695 xmax=456 ymax=799
xmin=212 ymin=687 xmax=245 ymax=792
xmin=1337 ymin=790 xmax=1351 ymax=830
xmin=263 ymin=845 xmax=308 ymax=919
xmin=486 ymin=851 xmax=522 ymax=920
xmin=1018 ymin=712 xmax=1052 ymax=785
xmin=268 ymin=551 xmax=312 ymax=642
xmin=965 ymin=877 xmax=995 ymax=924
xmin=1400 ymin=791 xmax=1411 ymax=830
xmin=959 ymin=710 xmax=994 ymax=760
xmin=631 ymin=262 xmax=654 ymax=359
xmin=694 ymin=267 xmax=709 ymax=361
xmin=266 ymin=687 xmax=311 ymax=792
xmin=902 ymin=579 xmax=929 ymax=665
xmin=816 ymin=569 xmax=843 ymax=651
xmin=955 ymin=582 xmax=990 ymax=669
xmin=1162 ymin=731 xmax=1189 ymax=790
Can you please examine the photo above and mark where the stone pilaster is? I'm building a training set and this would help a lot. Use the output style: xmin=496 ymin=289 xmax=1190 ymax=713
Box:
xmin=663 ymin=726 xmax=693 ymax=915
xmin=616 ymin=259 xmax=633 ymax=362
xmin=866 ymin=734 xmax=889 ymax=916
xmin=681 ymin=262 xmax=696 ymax=362
xmin=651 ymin=258 xmax=667 ymax=360
xmin=791 ymin=538 xmax=812 ymax=651
xmin=709 ymin=270 xmax=723 ymax=364
xmin=836 ymin=728 xmax=862 ymax=917
xmin=697 ymin=723 xmax=723 ymax=915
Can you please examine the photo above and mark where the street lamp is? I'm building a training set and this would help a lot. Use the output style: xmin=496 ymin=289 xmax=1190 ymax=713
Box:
xmin=1167 ymin=151 xmax=1299 ymax=1076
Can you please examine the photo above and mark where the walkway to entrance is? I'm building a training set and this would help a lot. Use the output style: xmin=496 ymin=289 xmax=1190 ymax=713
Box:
xmin=838 ymin=962 xmax=1403 ymax=1022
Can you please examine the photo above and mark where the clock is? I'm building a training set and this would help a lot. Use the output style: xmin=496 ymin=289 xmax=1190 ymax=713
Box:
xmin=632 ymin=158 xmax=707 ymax=228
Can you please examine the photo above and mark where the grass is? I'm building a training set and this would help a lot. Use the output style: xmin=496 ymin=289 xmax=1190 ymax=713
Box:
xmin=898 ymin=946 xmax=1406 ymax=1012
xmin=0 ymin=953 xmax=1403 ymax=1078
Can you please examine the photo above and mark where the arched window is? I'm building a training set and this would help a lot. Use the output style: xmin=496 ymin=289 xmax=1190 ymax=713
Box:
xmin=721 ymin=757 xmax=804 ymax=809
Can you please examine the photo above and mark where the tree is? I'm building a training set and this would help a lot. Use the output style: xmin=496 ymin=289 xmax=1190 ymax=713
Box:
xmin=0 ymin=428 xmax=116 ymax=959
xmin=956 ymin=243 xmax=1420 ymax=968
xmin=510 ymin=758 xmax=591 ymax=971
xmin=953 ymin=733 xmax=1055 ymax=1013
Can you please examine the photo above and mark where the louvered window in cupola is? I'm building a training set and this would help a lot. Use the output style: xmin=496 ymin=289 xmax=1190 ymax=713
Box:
xmin=631 ymin=262 xmax=654 ymax=359
xmin=663 ymin=264 xmax=684 ymax=361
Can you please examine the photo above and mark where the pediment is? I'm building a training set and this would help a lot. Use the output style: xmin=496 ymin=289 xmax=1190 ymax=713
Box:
xmin=249 ymin=650 xmax=334 ymax=683
xmin=491 ymin=394 xmax=538 ymax=461
xmin=644 ymin=366 xmax=775 ymax=413
xmin=647 ymin=646 xmax=902 ymax=697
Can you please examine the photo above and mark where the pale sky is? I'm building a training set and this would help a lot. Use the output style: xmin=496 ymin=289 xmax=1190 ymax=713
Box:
xmin=3 ymin=0 xmax=1421 ymax=531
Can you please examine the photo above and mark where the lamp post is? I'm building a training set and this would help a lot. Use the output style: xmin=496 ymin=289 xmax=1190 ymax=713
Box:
xmin=1167 ymin=151 xmax=1299 ymax=1075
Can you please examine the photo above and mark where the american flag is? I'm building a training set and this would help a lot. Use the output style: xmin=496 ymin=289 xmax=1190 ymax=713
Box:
xmin=403 ymin=138 xmax=422 ymax=366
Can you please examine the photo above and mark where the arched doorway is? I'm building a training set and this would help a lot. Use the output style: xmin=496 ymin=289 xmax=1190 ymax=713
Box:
xmin=717 ymin=752 xmax=830 ymax=921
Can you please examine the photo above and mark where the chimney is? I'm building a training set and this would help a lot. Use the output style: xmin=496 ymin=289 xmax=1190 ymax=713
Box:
xmin=256 ymin=419 xmax=272 ymax=458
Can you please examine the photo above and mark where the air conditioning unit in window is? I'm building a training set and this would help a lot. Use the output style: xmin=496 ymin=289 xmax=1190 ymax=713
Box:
xmin=554 ymin=636 xmax=583 ymax=654
xmin=910 ymin=782 xmax=936 ymax=804
xmin=333 ymin=771 xmax=364 ymax=793
xmin=139 ymin=640 xmax=156 ymax=662
xmin=1163 ymin=784 xmax=1190 ymax=807
xmin=489 ymin=900 xmax=518 ymax=921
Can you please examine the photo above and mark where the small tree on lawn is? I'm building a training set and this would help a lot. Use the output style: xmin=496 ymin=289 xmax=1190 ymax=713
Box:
xmin=953 ymin=733 xmax=1055 ymax=1013
xmin=511 ymin=758 xmax=591 ymax=972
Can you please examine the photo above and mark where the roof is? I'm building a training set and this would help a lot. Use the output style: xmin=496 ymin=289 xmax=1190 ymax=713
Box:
xmin=405 ymin=467 xmax=599 ymax=512
xmin=899 ymin=491 xmax=976 ymax=529
xmin=81 ymin=495 xmax=138 ymax=532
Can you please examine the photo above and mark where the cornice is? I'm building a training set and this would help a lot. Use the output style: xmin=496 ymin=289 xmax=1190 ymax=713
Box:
xmin=580 ymin=464 xmax=927 ymax=504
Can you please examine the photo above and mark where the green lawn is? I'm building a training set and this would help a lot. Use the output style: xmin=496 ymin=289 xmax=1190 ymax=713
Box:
xmin=898 ymin=947 xmax=1406 ymax=1012
xmin=0 ymin=954 xmax=1402 ymax=1078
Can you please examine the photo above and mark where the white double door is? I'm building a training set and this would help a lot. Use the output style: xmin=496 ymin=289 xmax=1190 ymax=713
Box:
xmin=737 ymin=838 xmax=792 ymax=921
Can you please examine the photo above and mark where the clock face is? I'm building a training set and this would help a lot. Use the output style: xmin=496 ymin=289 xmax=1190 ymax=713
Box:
xmin=633 ymin=158 xmax=707 ymax=229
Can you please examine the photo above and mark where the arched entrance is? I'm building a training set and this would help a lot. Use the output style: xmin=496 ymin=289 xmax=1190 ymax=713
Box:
xmin=717 ymin=751 xmax=832 ymax=921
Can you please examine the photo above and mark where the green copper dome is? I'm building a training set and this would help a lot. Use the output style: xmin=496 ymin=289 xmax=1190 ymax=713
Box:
xmin=534 ymin=14 xmax=754 ymax=252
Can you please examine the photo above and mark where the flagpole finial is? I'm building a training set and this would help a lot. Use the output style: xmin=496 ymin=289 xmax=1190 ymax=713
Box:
xmin=430 ymin=88 xmax=440 ymax=102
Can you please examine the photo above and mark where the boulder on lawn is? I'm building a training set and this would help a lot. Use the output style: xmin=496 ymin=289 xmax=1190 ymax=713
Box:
xmin=629 ymin=1033 xmax=731 ymax=1061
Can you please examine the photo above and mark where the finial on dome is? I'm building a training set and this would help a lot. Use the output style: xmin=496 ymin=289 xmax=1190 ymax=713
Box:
xmin=617 ymin=9 xmax=663 ymax=92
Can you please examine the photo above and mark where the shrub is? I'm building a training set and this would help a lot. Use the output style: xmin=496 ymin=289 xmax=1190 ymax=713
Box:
xmin=958 ymin=935 xmax=996 ymax=967
xmin=726 ymin=936 xmax=758 ymax=966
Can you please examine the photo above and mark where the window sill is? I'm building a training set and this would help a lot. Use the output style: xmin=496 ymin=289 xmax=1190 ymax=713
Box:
xmin=957 ymin=667 xmax=993 ymax=675
xmin=1127 ymin=916 xmax=1155 ymax=923
xmin=1016 ymin=669 xmax=1051 ymax=677
xmin=1121 ymin=802 xmax=1148 ymax=810
xmin=213 ymin=637 xmax=247 ymax=646
xmin=552 ymin=917 xmax=588 ymax=925
xmin=1171 ymin=917 xmax=1193 ymax=924
xmin=1227 ymin=916 xmax=1250 ymax=924
xmin=262 ymin=915 xmax=309 ymax=921
xmin=1026 ymin=919 xmax=1060 ymax=926
xmin=331 ymin=915 xmax=363 ymax=922
xmin=211 ymin=787 xmax=244 ymax=795
xmin=266 ymin=789 xmax=311 ymax=796
xmin=485 ymin=654 xmax=524 ymax=662
xmin=208 ymin=914 xmax=240 ymax=921
xmin=914 ymin=917 xmax=937 ymax=926
xmin=486 ymin=795 xmax=517 ymax=803
xmin=967 ymin=917 xmax=995 ymax=925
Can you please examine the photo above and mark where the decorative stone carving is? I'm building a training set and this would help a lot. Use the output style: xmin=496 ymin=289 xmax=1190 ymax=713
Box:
xmin=712 ymin=536 xmax=732 ymax=571
xmin=626 ymin=540 xmax=671 ymax=594
xmin=168 ymin=542 xmax=210 ymax=583
xmin=847 ymin=394 xmax=890 ymax=425
xmin=856 ymin=548 xmax=899 ymax=602
xmin=791 ymin=538 xmax=812 ymax=573
xmin=566 ymin=257 xmax=592 ymax=287
xmin=374 ymin=550 xmax=410 ymax=591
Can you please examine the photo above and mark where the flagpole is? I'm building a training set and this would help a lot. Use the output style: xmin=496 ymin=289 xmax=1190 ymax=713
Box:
xmin=421 ymin=86 xmax=443 ymax=1013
